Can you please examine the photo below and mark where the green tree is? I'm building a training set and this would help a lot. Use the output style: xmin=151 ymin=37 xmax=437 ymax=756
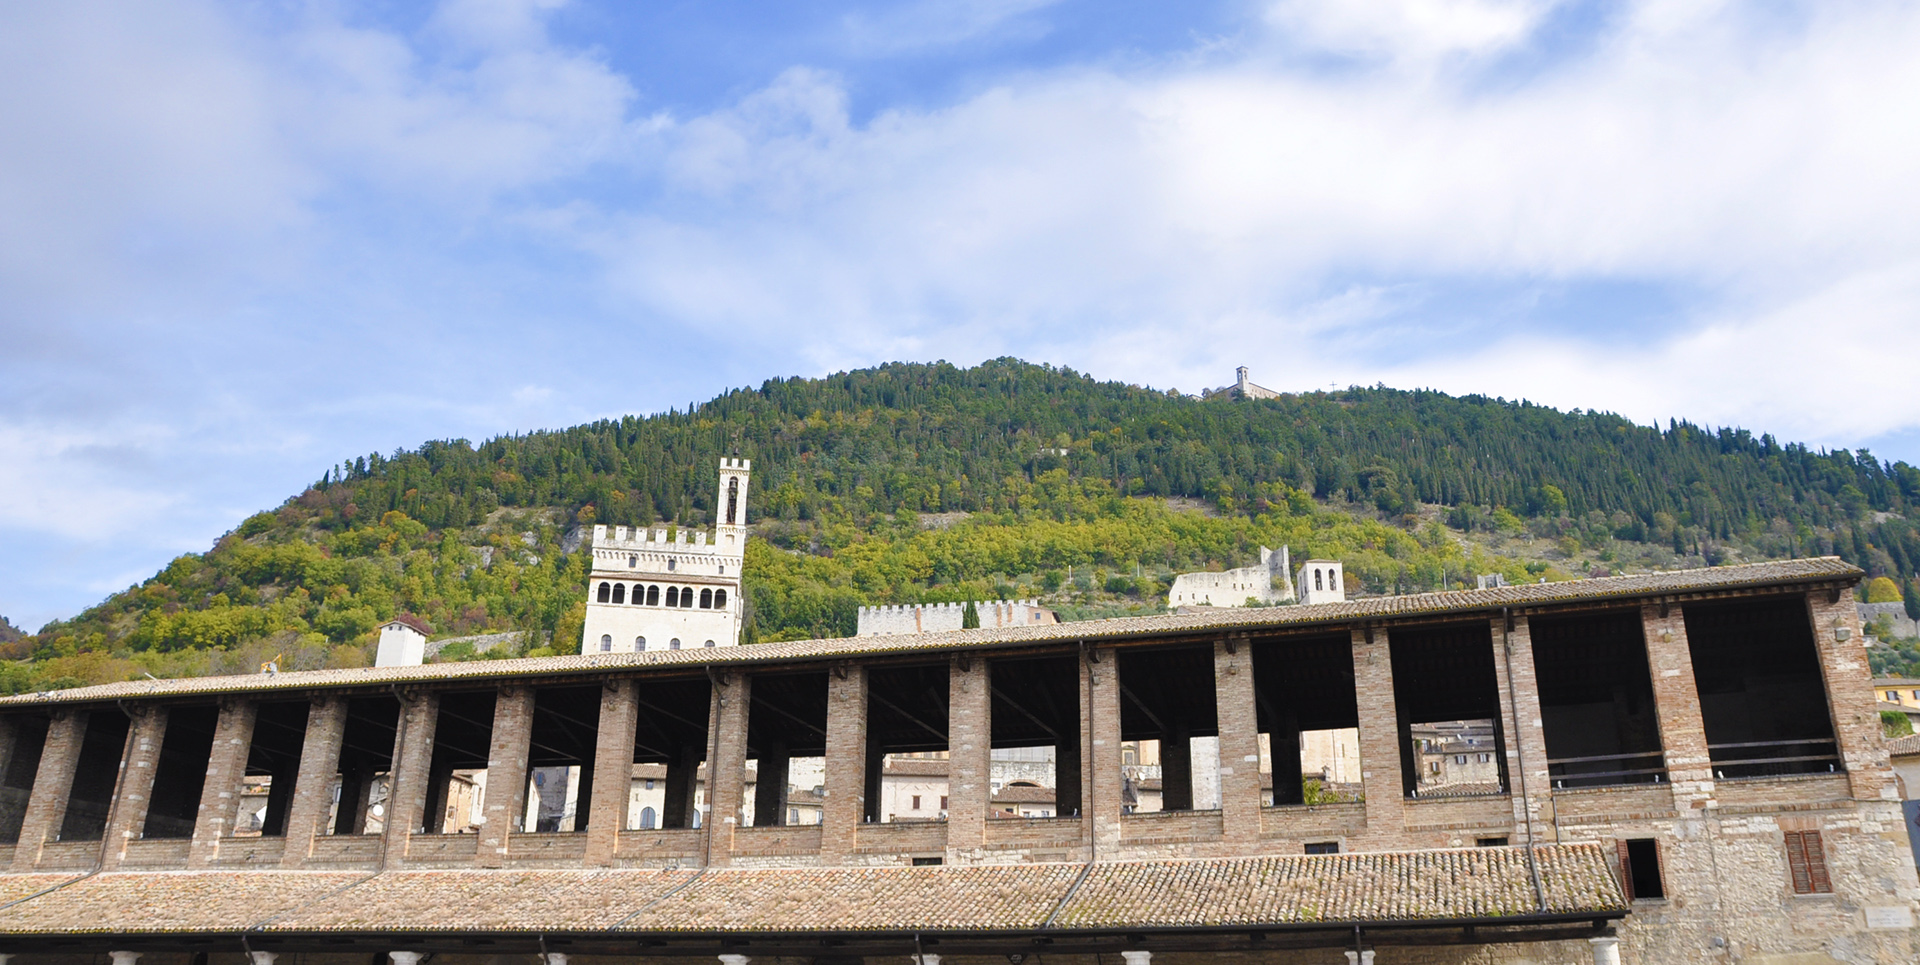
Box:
xmin=1867 ymin=576 xmax=1903 ymax=603
xmin=1882 ymin=709 xmax=1914 ymax=738
xmin=1905 ymin=579 xmax=1920 ymax=624
xmin=962 ymin=601 xmax=980 ymax=629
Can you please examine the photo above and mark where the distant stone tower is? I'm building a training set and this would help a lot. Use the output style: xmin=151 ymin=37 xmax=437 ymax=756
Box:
xmin=579 ymin=458 xmax=752 ymax=654
xmin=1296 ymin=559 xmax=1346 ymax=605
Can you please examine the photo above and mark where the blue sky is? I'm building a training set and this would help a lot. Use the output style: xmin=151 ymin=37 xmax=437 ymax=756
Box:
xmin=5 ymin=0 xmax=1920 ymax=631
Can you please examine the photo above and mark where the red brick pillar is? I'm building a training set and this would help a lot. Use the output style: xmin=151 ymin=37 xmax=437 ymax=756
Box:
xmin=382 ymin=690 xmax=440 ymax=864
xmin=100 ymin=706 xmax=168 ymax=869
xmin=1086 ymin=646 xmax=1122 ymax=852
xmin=475 ymin=686 xmax=533 ymax=868
xmin=1641 ymin=603 xmax=1716 ymax=811
xmin=12 ymin=710 xmax=87 ymax=870
xmin=1351 ymin=627 xmax=1407 ymax=840
xmin=706 ymin=672 xmax=751 ymax=867
xmin=1215 ymin=636 xmax=1262 ymax=844
xmin=279 ymin=697 xmax=346 ymax=868
xmin=820 ymin=664 xmax=868 ymax=860
xmin=187 ymin=700 xmax=256 ymax=867
xmin=945 ymin=654 xmax=990 ymax=863
xmin=1491 ymin=614 xmax=1554 ymax=844
xmin=1805 ymin=588 xmax=1897 ymax=801
xmin=585 ymin=678 xmax=639 ymax=866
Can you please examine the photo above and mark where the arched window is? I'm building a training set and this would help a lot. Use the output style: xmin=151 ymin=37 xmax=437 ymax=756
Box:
xmin=638 ymin=806 xmax=657 ymax=830
xmin=646 ymin=585 xmax=660 ymax=606
xmin=668 ymin=558 xmax=676 ymax=571
xmin=681 ymin=587 xmax=695 ymax=608
xmin=612 ymin=583 xmax=626 ymax=604
xmin=727 ymin=477 xmax=740 ymax=524
xmin=1314 ymin=569 xmax=1324 ymax=591
xmin=635 ymin=636 xmax=647 ymax=650
xmin=670 ymin=638 xmax=682 ymax=649
xmin=713 ymin=589 xmax=727 ymax=608
xmin=599 ymin=634 xmax=612 ymax=651
xmin=1331 ymin=570 xmax=1339 ymax=590
xmin=703 ymin=639 xmax=715 ymax=648
xmin=628 ymin=555 xmax=637 ymax=568
xmin=597 ymin=582 xmax=611 ymax=603
xmin=666 ymin=586 xmax=680 ymax=607
xmin=699 ymin=588 xmax=713 ymax=609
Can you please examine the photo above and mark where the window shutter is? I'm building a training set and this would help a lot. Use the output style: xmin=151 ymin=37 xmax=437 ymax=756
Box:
xmin=1785 ymin=831 xmax=1819 ymax=894
xmin=1803 ymin=830 xmax=1832 ymax=893
xmin=1616 ymin=839 xmax=1635 ymax=901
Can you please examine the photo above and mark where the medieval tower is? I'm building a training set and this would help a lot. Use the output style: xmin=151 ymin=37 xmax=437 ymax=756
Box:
xmin=579 ymin=457 xmax=751 ymax=653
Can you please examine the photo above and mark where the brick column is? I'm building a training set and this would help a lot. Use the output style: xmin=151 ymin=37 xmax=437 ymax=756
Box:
xmin=1641 ymin=603 xmax=1716 ymax=811
xmin=280 ymin=697 xmax=346 ymax=868
xmin=706 ymin=673 xmax=751 ymax=866
xmin=382 ymin=691 xmax=440 ymax=863
xmin=1491 ymin=614 xmax=1554 ymax=844
xmin=1351 ymin=627 xmax=1407 ymax=838
xmin=1085 ymin=646 xmax=1121 ymax=850
xmin=187 ymin=701 xmax=256 ymax=867
xmin=12 ymin=710 xmax=86 ymax=870
xmin=100 ymin=707 xmax=168 ymax=869
xmin=1805 ymin=588 xmax=1896 ymax=801
xmin=820 ymin=664 xmax=867 ymax=859
xmin=586 ymin=679 xmax=638 ymax=865
xmin=945 ymin=655 xmax=990 ymax=862
xmin=1215 ymin=637 xmax=1262 ymax=843
xmin=474 ymin=686 xmax=534 ymax=867
xmin=1160 ymin=726 xmax=1193 ymax=811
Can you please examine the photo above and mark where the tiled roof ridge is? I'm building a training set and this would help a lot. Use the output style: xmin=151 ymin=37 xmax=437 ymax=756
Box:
xmin=0 ymin=557 xmax=1857 ymax=706
xmin=1885 ymin=733 xmax=1920 ymax=756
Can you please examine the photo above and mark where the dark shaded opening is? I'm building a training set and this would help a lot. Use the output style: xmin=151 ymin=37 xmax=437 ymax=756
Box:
xmin=0 ymin=715 xmax=48 ymax=843
xmin=1624 ymin=838 xmax=1664 ymax=899
xmin=58 ymin=710 xmax=132 ymax=841
xmin=612 ymin=584 xmax=626 ymax=605
xmin=1389 ymin=623 xmax=1509 ymax=798
xmin=745 ymin=671 xmax=828 ymax=827
xmin=597 ymin=582 xmax=611 ymax=603
xmin=1531 ymin=610 xmax=1665 ymax=788
xmin=866 ymin=663 xmax=950 ymax=823
xmin=1684 ymin=595 xmax=1839 ymax=778
xmin=1304 ymin=841 xmax=1339 ymax=854
xmin=143 ymin=705 xmax=218 ymax=838
xmin=332 ymin=696 xmax=400 ymax=835
xmin=527 ymin=685 xmax=601 ymax=832
xmin=1251 ymin=632 xmax=1360 ymax=806
xmin=421 ymin=691 xmax=495 ymax=833
xmin=990 ymin=654 xmax=1082 ymax=818
xmin=666 ymin=587 xmax=680 ymax=607
xmin=239 ymin=701 xmax=310 ymax=837
xmin=1116 ymin=645 xmax=1218 ymax=811
xmin=630 ymin=675 xmax=712 ymax=830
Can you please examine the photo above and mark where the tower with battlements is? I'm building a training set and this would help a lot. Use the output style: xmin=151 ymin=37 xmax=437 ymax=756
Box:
xmin=579 ymin=457 xmax=751 ymax=653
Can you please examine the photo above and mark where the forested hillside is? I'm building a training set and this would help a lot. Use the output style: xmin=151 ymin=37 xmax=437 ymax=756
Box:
xmin=13 ymin=358 xmax=1920 ymax=692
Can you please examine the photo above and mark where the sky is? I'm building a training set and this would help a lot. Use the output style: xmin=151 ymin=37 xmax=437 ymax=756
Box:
xmin=5 ymin=0 xmax=1920 ymax=631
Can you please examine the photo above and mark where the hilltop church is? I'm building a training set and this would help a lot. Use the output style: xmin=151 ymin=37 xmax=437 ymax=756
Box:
xmin=579 ymin=458 xmax=751 ymax=653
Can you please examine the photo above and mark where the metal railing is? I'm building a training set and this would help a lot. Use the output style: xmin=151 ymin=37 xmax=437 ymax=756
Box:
xmin=1547 ymin=751 xmax=1667 ymax=790
xmin=1708 ymin=738 xmax=1843 ymax=779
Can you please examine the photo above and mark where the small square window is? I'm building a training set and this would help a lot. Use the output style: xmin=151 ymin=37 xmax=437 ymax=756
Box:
xmin=1476 ymin=836 xmax=1508 ymax=848
xmin=1304 ymin=842 xmax=1340 ymax=854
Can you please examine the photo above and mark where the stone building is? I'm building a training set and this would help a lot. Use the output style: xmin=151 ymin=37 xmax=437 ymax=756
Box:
xmin=0 ymin=558 xmax=1909 ymax=965
xmin=857 ymin=600 xmax=1057 ymax=636
xmin=1168 ymin=546 xmax=1295 ymax=609
xmin=579 ymin=458 xmax=751 ymax=654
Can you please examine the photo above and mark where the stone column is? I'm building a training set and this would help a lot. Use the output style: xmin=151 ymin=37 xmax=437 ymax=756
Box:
xmin=476 ymin=685 xmax=534 ymax=867
xmin=1588 ymin=935 xmax=1620 ymax=965
xmin=382 ymin=690 xmax=440 ymax=864
xmin=585 ymin=678 xmax=639 ymax=865
xmin=1492 ymin=614 xmax=1554 ymax=844
xmin=753 ymin=739 xmax=790 ymax=827
xmin=820 ymin=664 xmax=868 ymax=859
xmin=706 ymin=672 xmax=751 ymax=866
xmin=945 ymin=655 xmax=990 ymax=862
xmin=11 ymin=710 xmax=86 ymax=870
xmin=248 ymin=952 xmax=277 ymax=965
xmin=1641 ymin=603 xmax=1716 ymax=811
xmin=188 ymin=700 xmax=256 ymax=866
xmin=100 ymin=706 xmax=169 ymax=869
xmin=108 ymin=952 xmax=139 ymax=965
xmin=1087 ymin=646 xmax=1123 ymax=851
xmin=1805 ymin=588 xmax=1898 ymax=801
xmin=1352 ymin=627 xmax=1408 ymax=838
xmin=663 ymin=742 xmax=700 ymax=830
xmin=388 ymin=952 xmax=424 ymax=965
xmin=1120 ymin=952 xmax=1150 ymax=965
xmin=280 ymin=696 xmax=347 ymax=867
xmin=1215 ymin=637 xmax=1262 ymax=843
xmin=1160 ymin=724 xmax=1193 ymax=811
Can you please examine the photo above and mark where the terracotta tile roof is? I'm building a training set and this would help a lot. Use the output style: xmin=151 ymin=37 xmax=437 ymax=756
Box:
xmin=883 ymin=759 xmax=951 ymax=776
xmin=0 ymin=846 xmax=1623 ymax=936
xmin=992 ymin=785 xmax=1057 ymax=804
xmin=1886 ymin=733 xmax=1920 ymax=757
xmin=0 ymin=558 xmax=1858 ymax=708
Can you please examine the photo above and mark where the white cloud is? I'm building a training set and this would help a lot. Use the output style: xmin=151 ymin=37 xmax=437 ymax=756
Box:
xmin=1264 ymin=0 xmax=1565 ymax=62
xmin=840 ymin=0 xmax=1062 ymax=55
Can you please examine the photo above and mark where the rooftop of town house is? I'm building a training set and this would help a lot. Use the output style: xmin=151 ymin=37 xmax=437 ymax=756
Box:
xmin=0 ymin=558 xmax=1860 ymax=708
xmin=1885 ymin=733 xmax=1920 ymax=757
xmin=0 ymin=845 xmax=1624 ymax=937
